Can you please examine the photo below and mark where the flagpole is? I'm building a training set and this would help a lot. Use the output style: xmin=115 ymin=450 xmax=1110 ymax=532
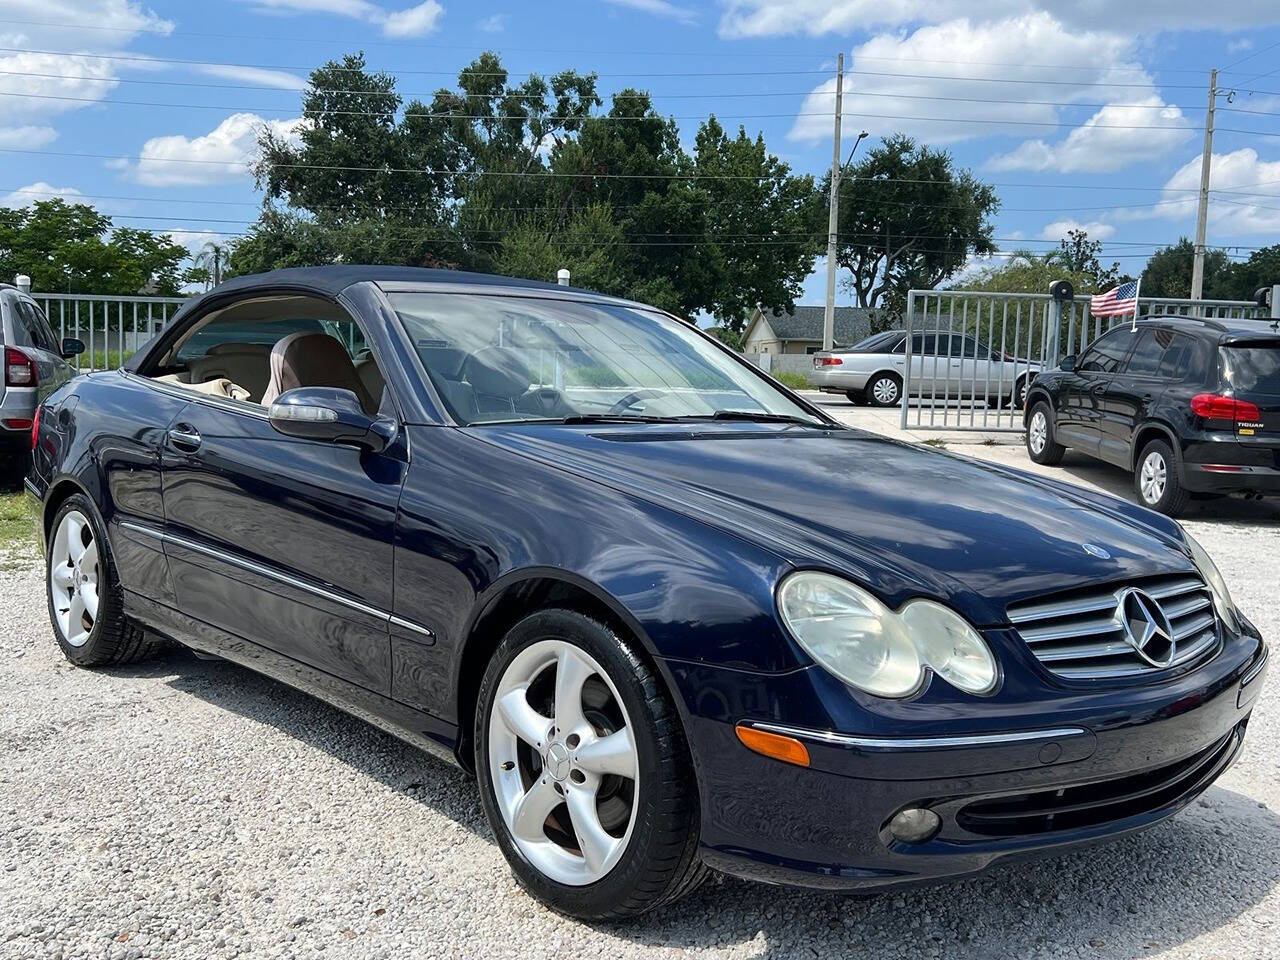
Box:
xmin=1131 ymin=275 xmax=1143 ymax=331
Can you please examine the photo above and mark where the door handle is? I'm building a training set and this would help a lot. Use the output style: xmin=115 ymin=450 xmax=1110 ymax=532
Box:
xmin=167 ymin=424 xmax=202 ymax=452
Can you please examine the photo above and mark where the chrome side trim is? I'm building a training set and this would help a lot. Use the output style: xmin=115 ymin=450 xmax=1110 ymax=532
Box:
xmin=1242 ymin=645 xmax=1269 ymax=688
xmin=746 ymin=720 xmax=1088 ymax=751
xmin=389 ymin=614 xmax=436 ymax=641
xmin=117 ymin=521 xmax=434 ymax=639
xmin=23 ymin=477 xmax=41 ymax=500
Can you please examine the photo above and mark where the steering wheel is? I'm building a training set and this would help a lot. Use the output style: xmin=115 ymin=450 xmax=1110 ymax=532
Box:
xmin=607 ymin=388 xmax=671 ymax=415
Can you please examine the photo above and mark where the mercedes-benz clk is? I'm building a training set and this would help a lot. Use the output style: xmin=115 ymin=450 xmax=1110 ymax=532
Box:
xmin=26 ymin=266 xmax=1267 ymax=920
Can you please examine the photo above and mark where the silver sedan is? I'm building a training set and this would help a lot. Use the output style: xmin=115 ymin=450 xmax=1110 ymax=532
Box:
xmin=811 ymin=330 xmax=1040 ymax=408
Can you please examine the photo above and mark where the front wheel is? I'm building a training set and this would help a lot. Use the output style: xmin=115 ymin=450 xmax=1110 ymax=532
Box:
xmin=475 ymin=609 xmax=705 ymax=919
xmin=1025 ymin=402 xmax=1066 ymax=465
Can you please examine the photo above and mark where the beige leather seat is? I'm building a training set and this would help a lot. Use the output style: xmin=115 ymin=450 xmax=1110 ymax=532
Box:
xmin=187 ymin=343 xmax=272 ymax=401
xmin=261 ymin=332 xmax=376 ymax=413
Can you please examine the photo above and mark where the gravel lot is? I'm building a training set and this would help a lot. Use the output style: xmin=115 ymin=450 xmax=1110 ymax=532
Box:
xmin=3 ymin=412 xmax=1279 ymax=960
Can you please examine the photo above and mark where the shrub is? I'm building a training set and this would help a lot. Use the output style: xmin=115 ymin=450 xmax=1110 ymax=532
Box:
xmin=773 ymin=370 xmax=810 ymax=391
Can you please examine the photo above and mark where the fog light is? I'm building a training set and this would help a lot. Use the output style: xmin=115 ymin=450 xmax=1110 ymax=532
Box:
xmin=888 ymin=807 xmax=940 ymax=844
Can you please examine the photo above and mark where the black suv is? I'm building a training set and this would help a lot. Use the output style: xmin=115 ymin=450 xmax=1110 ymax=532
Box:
xmin=1024 ymin=315 xmax=1280 ymax=516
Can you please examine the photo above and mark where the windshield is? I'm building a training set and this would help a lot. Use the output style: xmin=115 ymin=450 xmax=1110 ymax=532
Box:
xmin=387 ymin=291 xmax=826 ymax=426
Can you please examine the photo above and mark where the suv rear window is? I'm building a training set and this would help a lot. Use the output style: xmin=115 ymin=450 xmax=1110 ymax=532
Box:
xmin=1222 ymin=343 xmax=1280 ymax=395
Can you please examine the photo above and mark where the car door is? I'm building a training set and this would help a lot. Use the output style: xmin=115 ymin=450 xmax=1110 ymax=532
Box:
xmin=1097 ymin=327 xmax=1171 ymax=467
xmin=158 ymin=297 xmax=408 ymax=694
xmin=907 ymin=333 xmax=940 ymax=400
xmin=1055 ymin=325 xmax=1140 ymax=455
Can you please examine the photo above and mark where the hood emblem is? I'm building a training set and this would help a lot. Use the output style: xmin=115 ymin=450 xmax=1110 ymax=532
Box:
xmin=1082 ymin=543 xmax=1111 ymax=559
xmin=1117 ymin=587 xmax=1176 ymax=667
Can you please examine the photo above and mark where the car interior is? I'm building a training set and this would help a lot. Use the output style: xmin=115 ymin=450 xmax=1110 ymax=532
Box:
xmin=145 ymin=295 xmax=387 ymax=415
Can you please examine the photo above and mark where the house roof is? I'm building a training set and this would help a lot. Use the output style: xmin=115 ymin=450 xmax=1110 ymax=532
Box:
xmin=755 ymin=305 xmax=883 ymax=344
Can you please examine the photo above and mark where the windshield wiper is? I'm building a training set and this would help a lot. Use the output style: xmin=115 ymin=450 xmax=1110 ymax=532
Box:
xmin=557 ymin=413 xmax=682 ymax=424
xmin=695 ymin=410 xmax=829 ymax=427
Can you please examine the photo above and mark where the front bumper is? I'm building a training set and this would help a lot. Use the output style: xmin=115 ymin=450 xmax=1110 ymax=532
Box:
xmin=666 ymin=625 xmax=1266 ymax=892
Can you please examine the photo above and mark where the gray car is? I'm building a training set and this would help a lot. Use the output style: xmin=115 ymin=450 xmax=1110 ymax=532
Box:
xmin=811 ymin=329 xmax=1041 ymax=408
xmin=1 ymin=286 xmax=81 ymax=483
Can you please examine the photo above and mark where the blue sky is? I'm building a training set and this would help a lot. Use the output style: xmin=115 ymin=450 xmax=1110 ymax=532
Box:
xmin=2 ymin=0 xmax=1279 ymax=302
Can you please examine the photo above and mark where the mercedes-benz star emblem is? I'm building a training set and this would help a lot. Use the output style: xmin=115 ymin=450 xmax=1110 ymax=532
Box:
xmin=1117 ymin=587 xmax=1175 ymax=667
xmin=545 ymin=741 xmax=571 ymax=782
xmin=1082 ymin=543 xmax=1111 ymax=559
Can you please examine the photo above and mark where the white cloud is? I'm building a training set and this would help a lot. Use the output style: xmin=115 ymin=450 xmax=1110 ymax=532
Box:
xmin=1144 ymin=148 xmax=1280 ymax=235
xmin=0 ymin=125 xmax=57 ymax=148
xmin=382 ymin=0 xmax=444 ymax=36
xmin=789 ymin=15 xmax=1144 ymax=146
xmin=237 ymin=0 xmax=445 ymax=36
xmin=604 ymin=0 xmax=696 ymax=23
xmin=0 ymin=51 xmax=120 ymax=122
xmin=1040 ymin=219 xmax=1116 ymax=241
xmin=718 ymin=0 xmax=1280 ymax=36
xmin=0 ymin=0 xmax=172 ymax=48
xmin=988 ymin=96 xmax=1192 ymax=174
xmin=130 ymin=113 xmax=307 ymax=187
xmin=0 ymin=180 xmax=80 ymax=207
xmin=476 ymin=12 xmax=506 ymax=32
xmin=195 ymin=64 xmax=308 ymax=91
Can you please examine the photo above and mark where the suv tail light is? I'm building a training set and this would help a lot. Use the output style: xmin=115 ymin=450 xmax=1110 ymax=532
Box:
xmin=814 ymin=356 xmax=843 ymax=367
xmin=4 ymin=346 xmax=37 ymax=387
xmin=1190 ymin=393 xmax=1262 ymax=422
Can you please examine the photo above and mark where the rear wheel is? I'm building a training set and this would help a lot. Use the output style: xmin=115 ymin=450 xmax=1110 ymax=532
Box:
xmin=865 ymin=372 xmax=902 ymax=407
xmin=1025 ymin=402 xmax=1066 ymax=466
xmin=475 ymin=609 xmax=705 ymax=919
xmin=1135 ymin=439 xmax=1189 ymax=516
xmin=45 ymin=494 xmax=162 ymax=666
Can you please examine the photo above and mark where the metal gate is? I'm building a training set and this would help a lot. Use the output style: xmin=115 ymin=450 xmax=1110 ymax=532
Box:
xmin=31 ymin=292 xmax=188 ymax=374
xmin=900 ymin=288 xmax=1273 ymax=432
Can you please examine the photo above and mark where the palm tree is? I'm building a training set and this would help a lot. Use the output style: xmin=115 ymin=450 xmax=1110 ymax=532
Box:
xmin=193 ymin=241 xmax=228 ymax=289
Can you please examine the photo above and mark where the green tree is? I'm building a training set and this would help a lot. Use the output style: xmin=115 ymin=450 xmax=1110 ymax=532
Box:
xmin=820 ymin=134 xmax=998 ymax=313
xmin=1224 ymin=243 xmax=1280 ymax=301
xmin=0 ymin=199 xmax=188 ymax=295
xmin=1054 ymin=229 xmax=1122 ymax=289
xmin=1141 ymin=238 xmax=1235 ymax=299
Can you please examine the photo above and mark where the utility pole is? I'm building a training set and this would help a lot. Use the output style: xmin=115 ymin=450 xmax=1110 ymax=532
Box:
xmin=1191 ymin=67 xmax=1217 ymax=303
xmin=822 ymin=52 xmax=844 ymax=352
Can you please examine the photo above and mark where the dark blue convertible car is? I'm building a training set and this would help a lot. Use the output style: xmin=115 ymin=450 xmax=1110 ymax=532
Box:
xmin=27 ymin=266 xmax=1268 ymax=919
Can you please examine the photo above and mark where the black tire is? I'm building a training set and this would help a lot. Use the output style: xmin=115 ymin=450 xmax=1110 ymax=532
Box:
xmin=45 ymin=493 xmax=162 ymax=667
xmin=0 ymin=449 xmax=28 ymax=491
xmin=475 ymin=609 xmax=706 ymax=920
xmin=844 ymin=390 xmax=866 ymax=406
xmin=864 ymin=372 xmax=902 ymax=407
xmin=1025 ymin=401 xmax=1066 ymax=466
xmin=1012 ymin=376 xmax=1030 ymax=410
xmin=1134 ymin=439 xmax=1190 ymax=516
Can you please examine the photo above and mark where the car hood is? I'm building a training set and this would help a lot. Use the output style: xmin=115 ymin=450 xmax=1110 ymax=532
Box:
xmin=468 ymin=423 xmax=1195 ymax=626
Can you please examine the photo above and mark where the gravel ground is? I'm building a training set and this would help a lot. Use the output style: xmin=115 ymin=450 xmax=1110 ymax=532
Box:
xmin=2 ymin=429 xmax=1279 ymax=959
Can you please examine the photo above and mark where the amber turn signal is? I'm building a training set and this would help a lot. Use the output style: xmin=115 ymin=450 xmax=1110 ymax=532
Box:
xmin=734 ymin=723 xmax=810 ymax=767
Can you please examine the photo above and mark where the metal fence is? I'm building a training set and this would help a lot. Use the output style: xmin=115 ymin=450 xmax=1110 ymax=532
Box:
xmin=32 ymin=293 xmax=188 ymax=373
xmin=901 ymin=288 xmax=1274 ymax=433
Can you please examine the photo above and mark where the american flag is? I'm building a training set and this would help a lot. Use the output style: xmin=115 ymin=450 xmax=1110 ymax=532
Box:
xmin=1091 ymin=280 xmax=1140 ymax=317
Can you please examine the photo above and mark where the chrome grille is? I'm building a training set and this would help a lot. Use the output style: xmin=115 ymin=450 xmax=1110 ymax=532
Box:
xmin=1007 ymin=575 xmax=1220 ymax=680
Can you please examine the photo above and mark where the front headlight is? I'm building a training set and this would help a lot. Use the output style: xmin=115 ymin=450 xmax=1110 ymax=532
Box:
xmin=777 ymin=572 xmax=998 ymax=698
xmin=1182 ymin=529 xmax=1240 ymax=633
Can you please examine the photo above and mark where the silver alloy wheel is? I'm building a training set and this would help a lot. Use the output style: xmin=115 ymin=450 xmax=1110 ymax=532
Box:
xmin=1028 ymin=410 xmax=1048 ymax=455
xmin=1140 ymin=450 xmax=1168 ymax=504
xmin=49 ymin=510 xmax=100 ymax=648
xmin=1015 ymin=379 xmax=1028 ymax=407
xmin=488 ymin=639 xmax=639 ymax=886
xmin=872 ymin=376 xmax=899 ymax=405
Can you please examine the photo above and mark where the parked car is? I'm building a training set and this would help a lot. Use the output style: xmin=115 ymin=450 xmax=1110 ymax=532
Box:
xmin=1024 ymin=315 xmax=1280 ymax=516
xmin=811 ymin=329 xmax=1040 ymax=408
xmin=28 ymin=267 xmax=1266 ymax=919
xmin=1 ymin=285 xmax=82 ymax=484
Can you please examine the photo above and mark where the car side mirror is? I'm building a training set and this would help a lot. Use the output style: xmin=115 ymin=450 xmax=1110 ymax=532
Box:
xmin=61 ymin=337 xmax=85 ymax=359
xmin=1059 ymin=354 xmax=1076 ymax=372
xmin=268 ymin=387 xmax=397 ymax=454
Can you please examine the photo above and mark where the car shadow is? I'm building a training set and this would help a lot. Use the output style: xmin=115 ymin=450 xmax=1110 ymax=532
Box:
xmin=110 ymin=647 xmax=1280 ymax=958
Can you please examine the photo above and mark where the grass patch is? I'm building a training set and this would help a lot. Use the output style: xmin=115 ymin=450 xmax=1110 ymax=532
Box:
xmin=921 ymin=438 xmax=949 ymax=448
xmin=772 ymin=370 xmax=811 ymax=391
xmin=0 ymin=490 xmax=37 ymax=556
